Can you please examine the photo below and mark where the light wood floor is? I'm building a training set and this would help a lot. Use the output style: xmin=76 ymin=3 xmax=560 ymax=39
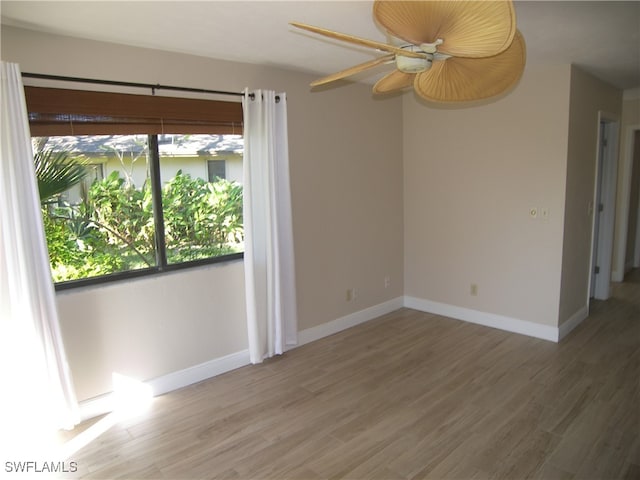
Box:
xmin=62 ymin=271 xmax=639 ymax=479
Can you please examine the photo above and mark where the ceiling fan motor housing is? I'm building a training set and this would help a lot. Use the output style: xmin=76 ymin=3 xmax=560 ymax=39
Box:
xmin=396 ymin=52 xmax=433 ymax=73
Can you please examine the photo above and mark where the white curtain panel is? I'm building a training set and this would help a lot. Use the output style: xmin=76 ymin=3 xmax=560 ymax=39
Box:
xmin=0 ymin=62 xmax=79 ymax=447
xmin=243 ymin=89 xmax=298 ymax=364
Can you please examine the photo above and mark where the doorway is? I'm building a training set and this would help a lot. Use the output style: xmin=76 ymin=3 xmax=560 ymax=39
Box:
xmin=612 ymin=124 xmax=640 ymax=283
xmin=590 ymin=115 xmax=620 ymax=300
xmin=625 ymin=130 xmax=640 ymax=271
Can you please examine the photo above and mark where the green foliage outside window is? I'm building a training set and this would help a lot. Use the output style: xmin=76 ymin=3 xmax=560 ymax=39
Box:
xmin=42 ymin=169 xmax=244 ymax=283
xmin=162 ymin=171 xmax=244 ymax=263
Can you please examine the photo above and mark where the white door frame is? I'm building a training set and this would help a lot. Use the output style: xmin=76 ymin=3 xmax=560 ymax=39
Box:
xmin=589 ymin=112 xmax=620 ymax=300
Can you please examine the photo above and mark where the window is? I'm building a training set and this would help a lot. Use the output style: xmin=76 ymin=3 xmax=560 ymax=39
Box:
xmin=158 ymin=135 xmax=243 ymax=265
xmin=207 ymin=160 xmax=226 ymax=181
xmin=84 ymin=162 xmax=105 ymax=185
xmin=26 ymin=86 xmax=244 ymax=288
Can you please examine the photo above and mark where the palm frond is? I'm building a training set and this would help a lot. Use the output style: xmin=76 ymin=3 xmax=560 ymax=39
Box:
xmin=34 ymin=148 xmax=87 ymax=203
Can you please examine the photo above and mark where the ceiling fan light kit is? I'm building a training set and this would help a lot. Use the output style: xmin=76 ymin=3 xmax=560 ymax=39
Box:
xmin=291 ymin=0 xmax=526 ymax=104
xmin=396 ymin=47 xmax=432 ymax=74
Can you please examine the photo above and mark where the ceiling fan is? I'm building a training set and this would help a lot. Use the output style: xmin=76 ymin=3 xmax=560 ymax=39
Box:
xmin=290 ymin=0 xmax=526 ymax=103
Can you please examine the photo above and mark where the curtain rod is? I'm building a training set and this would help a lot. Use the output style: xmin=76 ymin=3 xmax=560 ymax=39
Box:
xmin=21 ymin=72 xmax=247 ymax=98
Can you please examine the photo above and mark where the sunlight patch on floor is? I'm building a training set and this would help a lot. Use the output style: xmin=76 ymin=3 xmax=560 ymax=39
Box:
xmin=58 ymin=373 xmax=155 ymax=460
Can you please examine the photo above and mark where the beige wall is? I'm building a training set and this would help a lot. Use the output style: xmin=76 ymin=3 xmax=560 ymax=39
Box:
xmin=558 ymin=67 xmax=622 ymax=325
xmin=403 ymin=64 xmax=571 ymax=327
xmin=55 ymin=261 xmax=248 ymax=401
xmin=2 ymin=26 xmax=404 ymax=401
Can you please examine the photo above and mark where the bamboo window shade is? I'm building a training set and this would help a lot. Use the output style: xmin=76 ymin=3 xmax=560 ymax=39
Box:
xmin=24 ymin=87 xmax=243 ymax=137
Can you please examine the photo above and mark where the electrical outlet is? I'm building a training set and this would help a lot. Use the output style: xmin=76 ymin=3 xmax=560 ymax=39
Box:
xmin=384 ymin=276 xmax=391 ymax=288
xmin=540 ymin=207 xmax=549 ymax=221
xmin=346 ymin=288 xmax=357 ymax=301
xmin=470 ymin=284 xmax=478 ymax=296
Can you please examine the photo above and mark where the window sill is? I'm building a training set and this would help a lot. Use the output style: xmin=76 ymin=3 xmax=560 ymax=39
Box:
xmin=54 ymin=252 xmax=244 ymax=292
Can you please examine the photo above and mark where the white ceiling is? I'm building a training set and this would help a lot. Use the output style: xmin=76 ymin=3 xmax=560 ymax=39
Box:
xmin=2 ymin=1 xmax=639 ymax=90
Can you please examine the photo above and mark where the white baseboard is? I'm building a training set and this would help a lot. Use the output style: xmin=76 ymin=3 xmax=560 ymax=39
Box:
xmin=612 ymin=269 xmax=624 ymax=283
xmin=79 ymin=298 xmax=405 ymax=421
xmin=404 ymin=296 xmax=559 ymax=343
xmin=558 ymin=305 xmax=589 ymax=341
xmin=77 ymin=392 xmax=116 ymax=422
xmin=78 ymin=295 xmax=586 ymax=422
xmin=296 ymin=296 xmax=404 ymax=347
xmin=78 ymin=350 xmax=250 ymax=422
xmin=78 ymin=294 xmax=590 ymax=422
xmin=146 ymin=350 xmax=250 ymax=397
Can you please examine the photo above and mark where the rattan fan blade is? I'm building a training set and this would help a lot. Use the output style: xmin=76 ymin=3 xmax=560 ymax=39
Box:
xmin=413 ymin=30 xmax=525 ymax=103
xmin=290 ymin=21 xmax=425 ymax=59
xmin=311 ymin=55 xmax=395 ymax=87
xmin=373 ymin=1 xmax=516 ymax=58
xmin=373 ymin=70 xmax=416 ymax=94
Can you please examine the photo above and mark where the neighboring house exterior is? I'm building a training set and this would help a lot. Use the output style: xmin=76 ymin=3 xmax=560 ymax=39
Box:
xmin=39 ymin=133 xmax=243 ymax=203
